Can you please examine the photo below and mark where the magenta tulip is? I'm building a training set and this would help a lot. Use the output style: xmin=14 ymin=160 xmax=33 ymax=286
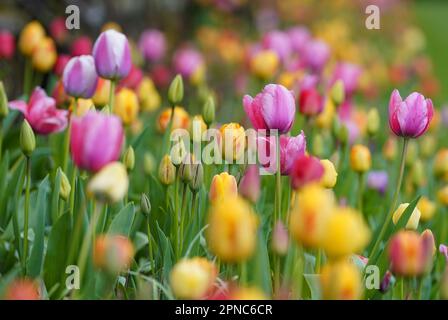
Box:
xmin=9 ymin=87 xmax=68 ymax=135
xmin=287 ymin=26 xmax=310 ymax=54
xmin=261 ymin=30 xmax=292 ymax=63
xmin=173 ymin=47 xmax=204 ymax=79
xmin=239 ymin=164 xmax=261 ymax=203
xmin=138 ymin=29 xmax=166 ymax=62
xmin=330 ymin=62 xmax=362 ymax=96
xmin=62 ymin=55 xmax=98 ymax=99
xmin=0 ymin=30 xmax=15 ymax=60
xmin=243 ymin=84 xmax=296 ymax=134
xmin=71 ymin=36 xmax=92 ymax=56
xmin=70 ymin=111 xmax=124 ymax=172
xmin=93 ymin=30 xmax=131 ymax=80
xmin=289 ymin=155 xmax=324 ymax=189
xmin=388 ymin=89 xmax=434 ymax=138
xmin=302 ymin=39 xmax=330 ymax=73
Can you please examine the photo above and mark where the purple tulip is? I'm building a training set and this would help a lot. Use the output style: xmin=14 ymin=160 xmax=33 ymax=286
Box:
xmin=62 ymin=55 xmax=98 ymax=98
xmin=330 ymin=62 xmax=362 ymax=96
xmin=243 ymin=84 xmax=296 ymax=134
xmin=70 ymin=111 xmax=124 ymax=172
xmin=138 ymin=29 xmax=166 ymax=62
xmin=261 ymin=30 xmax=292 ymax=63
xmin=239 ymin=164 xmax=260 ymax=203
xmin=367 ymin=170 xmax=388 ymax=194
xmin=302 ymin=39 xmax=330 ymax=73
xmin=287 ymin=26 xmax=310 ymax=54
xmin=389 ymin=89 xmax=434 ymax=138
xmin=440 ymin=244 xmax=448 ymax=262
xmin=173 ymin=47 xmax=204 ymax=79
xmin=92 ymin=30 xmax=131 ymax=80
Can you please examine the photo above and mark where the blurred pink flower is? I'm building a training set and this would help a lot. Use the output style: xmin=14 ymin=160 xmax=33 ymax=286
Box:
xmin=239 ymin=164 xmax=260 ymax=203
xmin=70 ymin=111 xmax=124 ymax=172
xmin=261 ymin=30 xmax=292 ymax=63
xmin=9 ymin=87 xmax=68 ymax=135
xmin=298 ymin=86 xmax=324 ymax=116
xmin=54 ymin=54 xmax=71 ymax=77
xmin=330 ymin=62 xmax=362 ymax=96
xmin=287 ymin=26 xmax=310 ymax=54
xmin=138 ymin=29 xmax=166 ymax=62
xmin=289 ymin=155 xmax=324 ymax=189
xmin=173 ymin=47 xmax=204 ymax=79
xmin=0 ymin=30 xmax=15 ymax=60
xmin=70 ymin=36 xmax=92 ymax=56
xmin=302 ymin=39 xmax=330 ymax=73
xmin=50 ymin=17 xmax=68 ymax=43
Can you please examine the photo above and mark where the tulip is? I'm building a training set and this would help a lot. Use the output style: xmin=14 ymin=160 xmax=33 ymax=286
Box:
xmin=315 ymin=98 xmax=336 ymax=129
xmin=437 ymin=185 xmax=448 ymax=206
xmin=4 ymin=279 xmax=40 ymax=300
xmin=249 ymin=50 xmax=279 ymax=79
xmin=366 ymin=108 xmax=380 ymax=136
xmin=18 ymin=21 xmax=45 ymax=56
xmin=62 ymin=55 xmax=99 ymax=99
xmin=209 ymin=172 xmax=238 ymax=202
xmin=58 ymin=168 xmax=71 ymax=201
xmin=69 ymin=98 xmax=94 ymax=117
xmin=392 ymin=203 xmax=421 ymax=230
xmin=189 ymin=115 xmax=207 ymax=143
xmin=93 ymin=30 xmax=131 ymax=80
xmin=70 ymin=111 xmax=124 ymax=172
xmin=158 ymin=155 xmax=176 ymax=186
xmin=243 ymin=84 xmax=296 ymax=134
xmin=258 ymin=132 xmax=306 ymax=175
xmin=289 ymin=155 xmax=324 ymax=189
xmin=87 ymin=162 xmax=129 ymax=203
xmin=167 ymin=74 xmax=184 ymax=106
xmin=417 ymin=196 xmax=436 ymax=222
xmin=207 ymin=196 xmax=257 ymax=262
xmin=157 ymin=106 xmax=190 ymax=133
xmin=138 ymin=29 xmax=166 ymax=62
xmin=49 ymin=17 xmax=67 ymax=43
xmin=287 ymin=26 xmax=310 ymax=54
xmin=388 ymin=89 xmax=434 ymax=138
xmin=71 ymin=36 xmax=93 ymax=56
xmin=31 ymin=37 xmax=57 ymax=73
xmin=440 ymin=244 xmax=448 ymax=262
xmin=320 ymin=260 xmax=363 ymax=300
xmin=383 ymin=136 xmax=397 ymax=161
xmin=202 ymin=96 xmax=216 ymax=127
xmin=320 ymin=159 xmax=338 ymax=188
xmin=9 ymin=87 xmax=68 ymax=135
xmin=350 ymin=144 xmax=371 ymax=173
xmin=173 ymin=47 xmax=205 ymax=83
xmin=434 ymin=149 xmax=448 ymax=182
xmin=123 ymin=146 xmax=135 ymax=171
xmin=302 ymin=39 xmax=330 ymax=73
xmin=170 ymin=258 xmax=217 ymax=299
xmin=321 ymin=207 xmax=370 ymax=258
xmin=298 ymin=86 xmax=325 ymax=116
xmin=92 ymin=78 xmax=111 ymax=107
xmin=93 ymin=234 xmax=134 ymax=274
xmin=114 ymin=88 xmax=140 ymax=125
xmin=261 ymin=30 xmax=291 ymax=63
xmin=329 ymin=80 xmax=345 ymax=106
xmin=330 ymin=63 xmax=362 ymax=97
xmin=137 ymin=77 xmax=161 ymax=112
xmin=189 ymin=162 xmax=204 ymax=193
xmin=290 ymin=183 xmax=335 ymax=248
xmin=219 ymin=122 xmax=246 ymax=162
xmin=239 ymin=165 xmax=260 ymax=203
xmin=53 ymin=54 xmax=70 ymax=77
xmin=366 ymin=170 xmax=388 ymax=194
xmin=0 ymin=30 xmax=15 ymax=59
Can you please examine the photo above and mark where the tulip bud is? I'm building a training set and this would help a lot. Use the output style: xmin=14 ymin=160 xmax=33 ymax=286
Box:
xmin=392 ymin=203 xmax=421 ymax=230
xmin=31 ymin=37 xmax=57 ymax=73
xmin=0 ymin=81 xmax=9 ymax=118
xmin=87 ymin=162 xmax=129 ymax=203
xmin=19 ymin=21 xmax=45 ymax=56
xmin=312 ymin=133 xmax=324 ymax=157
xmin=417 ymin=196 xmax=436 ymax=222
xmin=178 ymin=155 xmax=193 ymax=183
xmin=421 ymin=229 xmax=436 ymax=273
xmin=271 ymin=220 xmax=289 ymax=255
xmin=123 ymin=146 xmax=135 ymax=171
xmin=189 ymin=162 xmax=204 ymax=193
xmin=366 ymin=108 xmax=380 ymax=136
xmin=219 ymin=123 xmax=246 ymax=162
xmin=168 ymin=74 xmax=184 ymax=106
xmin=20 ymin=120 xmax=36 ymax=157
xmin=143 ymin=152 xmax=156 ymax=175
xmin=437 ymin=185 xmax=448 ymax=206
xmin=202 ymin=96 xmax=215 ymax=127
xmin=94 ymin=234 xmax=134 ymax=274
xmin=158 ymin=155 xmax=176 ymax=186
xmin=58 ymin=168 xmax=71 ymax=201
xmin=239 ymin=165 xmax=260 ymax=203
xmin=319 ymin=159 xmax=338 ymax=188
xmin=330 ymin=79 xmax=345 ymax=106
xmin=350 ymin=144 xmax=371 ymax=173
xmin=333 ymin=119 xmax=348 ymax=145
xmin=379 ymin=270 xmax=394 ymax=293
xmin=140 ymin=193 xmax=151 ymax=218
xmin=4 ymin=278 xmax=40 ymax=300
xmin=170 ymin=137 xmax=187 ymax=167
xmin=320 ymin=260 xmax=363 ymax=300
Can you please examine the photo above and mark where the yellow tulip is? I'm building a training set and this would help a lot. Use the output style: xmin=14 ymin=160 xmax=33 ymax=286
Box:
xmin=209 ymin=172 xmax=238 ymax=202
xmin=219 ymin=122 xmax=246 ymax=162
xmin=231 ymin=287 xmax=268 ymax=300
xmin=350 ymin=144 xmax=371 ymax=173
xmin=392 ymin=203 xmax=421 ymax=230
xmin=434 ymin=149 xmax=448 ymax=182
xmin=31 ymin=37 xmax=57 ymax=73
xmin=137 ymin=77 xmax=161 ymax=112
xmin=320 ymin=159 xmax=338 ymax=188
xmin=93 ymin=78 xmax=111 ymax=107
xmin=437 ymin=185 xmax=448 ymax=206
xmin=19 ymin=21 xmax=45 ymax=56
xmin=87 ymin=162 xmax=129 ymax=203
xmin=157 ymin=106 xmax=190 ymax=133
xmin=315 ymin=98 xmax=335 ymax=129
xmin=417 ymin=196 xmax=436 ymax=222
xmin=320 ymin=259 xmax=363 ymax=300
xmin=70 ymin=98 xmax=95 ymax=116
xmin=250 ymin=50 xmax=279 ymax=79
xmin=114 ymin=88 xmax=139 ymax=125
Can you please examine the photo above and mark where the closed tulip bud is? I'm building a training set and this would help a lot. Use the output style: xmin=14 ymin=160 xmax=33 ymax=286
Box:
xmin=87 ymin=162 xmax=129 ymax=203
xmin=320 ymin=260 xmax=363 ymax=300
xmin=140 ymin=193 xmax=151 ymax=218
xmin=239 ymin=165 xmax=260 ymax=203
xmin=31 ymin=37 xmax=57 ymax=73
xmin=333 ymin=120 xmax=348 ymax=144
xmin=322 ymin=207 xmax=370 ymax=258
xmin=209 ymin=172 xmax=238 ymax=202
xmin=20 ymin=120 xmax=36 ymax=157
xmin=219 ymin=123 xmax=246 ymax=162
xmin=320 ymin=159 xmax=338 ymax=188
xmin=178 ymin=155 xmax=193 ymax=183
xmin=4 ymin=278 xmax=40 ymax=300
xmin=290 ymin=183 xmax=335 ymax=248
xmin=0 ymin=81 xmax=8 ymax=118
xmin=158 ymin=155 xmax=176 ymax=186
xmin=58 ymin=168 xmax=71 ymax=201
xmin=19 ymin=21 xmax=45 ymax=56
xmin=168 ymin=74 xmax=184 ymax=106
xmin=170 ymin=136 xmax=187 ymax=167
xmin=420 ymin=135 xmax=436 ymax=159
xmin=207 ymin=196 xmax=258 ymax=262
xmin=392 ymin=203 xmax=421 ymax=230
xmin=366 ymin=108 xmax=380 ymax=136
xmin=417 ymin=196 xmax=436 ymax=222
xmin=202 ymin=96 xmax=215 ymax=127
xmin=123 ymin=146 xmax=135 ymax=171
xmin=170 ymin=258 xmax=217 ymax=299
xmin=62 ymin=55 xmax=99 ymax=99
xmin=312 ymin=133 xmax=325 ymax=157
xmin=383 ymin=137 xmax=397 ymax=161
xmin=421 ymin=229 xmax=436 ymax=273
xmin=189 ymin=162 xmax=204 ymax=192
xmin=137 ymin=77 xmax=161 ymax=112
xmin=271 ymin=220 xmax=289 ymax=255
xmin=94 ymin=234 xmax=134 ymax=274
xmin=329 ymin=79 xmax=345 ymax=106
xmin=350 ymin=144 xmax=371 ymax=173
xmin=437 ymin=185 xmax=448 ymax=206
xmin=143 ymin=152 xmax=156 ymax=175
xmin=434 ymin=149 xmax=448 ymax=181
xmin=250 ymin=50 xmax=279 ymax=79
xmin=115 ymin=88 xmax=139 ymax=125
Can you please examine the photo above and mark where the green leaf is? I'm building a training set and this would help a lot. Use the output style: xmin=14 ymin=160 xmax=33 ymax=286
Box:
xmin=248 ymin=229 xmax=272 ymax=295
xmin=304 ymin=274 xmax=321 ymax=300
xmin=389 ymin=196 xmax=421 ymax=235
xmin=50 ymin=168 xmax=62 ymax=224
xmin=107 ymin=203 xmax=135 ymax=237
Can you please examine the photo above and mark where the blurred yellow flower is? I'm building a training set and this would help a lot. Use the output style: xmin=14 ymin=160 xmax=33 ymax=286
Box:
xmin=189 ymin=115 xmax=207 ymax=143
xmin=320 ymin=159 xmax=337 ymax=188
xmin=250 ymin=50 xmax=279 ymax=80
xmin=417 ymin=196 xmax=436 ymax=222
xmin=19 ymin=21 xmax=45 ymax=56
xmin=219 ymin=122 xmax=246 ymax=162
xmin=392 ymin=203 xmax=421 ymax=230
xmin=87 ymin=162 xmax=129 ymax=203
xmin=209 ymin=172 xmax=238 ymax=203
xmin=231 ymin=287 xmax=268 ymax=300
xmin=114 ymin=88 xmax=140 ymax=125
xmin=70 ymin=98 xmax=95 ymax=117
xmin=31 ymin=37 xmax=57 ymax=72
xmin=157 ymin=106 xmax=190 ymax=133
xmin=315 ymin=98 xmax=335 ymax=129
xmin=93 ymin=78 xmax=111 ymax=107
xmin=434 ymin=149 xmax=448 ymax=182
xmin=320 ymin=259 xmax=363 ymax=300
xmin=137 ymin=77 xmax=161 ymax=112
xmin=350 ymin=144 xmax=371 ymax=173
xmin=437 ymin=185 xmax=448 ymax=206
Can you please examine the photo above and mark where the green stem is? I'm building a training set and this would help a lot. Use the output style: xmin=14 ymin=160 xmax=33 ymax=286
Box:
xmin=368 ymin=138 xmax=409 ymax=263
xmin=315 ymin=249 xmax=322 ymax=274
xmin=0 ymin=122 xmax=3 ymax=162
xmin=357 ymin=172 xmax=364 ymax=213
xmin=108 ymin=80 xmax=116 ymax=113
xmin=275 ymin=132 xmax=282 ymax=223
xmin=173 ymin=174 xmax=179 ymax=258
xmin=22 ymin=156 xmax=31 ymax=275
xmin=240 ymin=261 xmax=247 ymax=285
xmin=146 ymin=217 xmax=154 ymax=276
xmin=179 ymin=183 xmax=188 ymax=258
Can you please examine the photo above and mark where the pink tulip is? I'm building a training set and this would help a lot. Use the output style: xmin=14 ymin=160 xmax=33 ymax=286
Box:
xmin=388 ymin=89 xmax=434 ymax=138
xmin=0 ymin=30 xmax=15 ymax=60
xmin=258 ymin=132 xmax=306 ymax=175
xmin=93 ymin=30 xmax=131 ymax=80
xmin=119 ymin=64 xmax=143 ymax=90
xmin=70 ymin=111 xmax=124 ymax=172
xmin=70 ymin=36 xmax=92 ymax=56
xmin=243 ymin=84 xmax=296 ymax=134
xmin=330 ymin=62 xmax=362 ymax=96
xmin=50 ymin=17 xmax=68 ymax=43
xmin=302 ymin=39 xmax=330 ymax=73
xmin=138 ymin=29 xmax=166 ymax=62
xmin=289 ymin=155 xmax=324 ymax=189
xmin=287 ymin=26 xmax=310 ymax=54
xmin=173 ymin=47 xmax=204 ymax=79
xmin=298 ymin=86 xmax=324 ymax=116
xmin=54 ymin=54 xmax=71 ymax=77
xmin=9 ymin=87 xmax=68 ymax=135
xmin=239 ymin=164 xmax=260 ymax=203
xmin=62 ymin=55 xmax=98 ymax=99
xmin=261 ymin=30 xmax=292 ymax=63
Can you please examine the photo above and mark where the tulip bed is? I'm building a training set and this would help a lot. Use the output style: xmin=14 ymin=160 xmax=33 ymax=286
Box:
xmin=0 ymin=0 xmax=447 ymax=301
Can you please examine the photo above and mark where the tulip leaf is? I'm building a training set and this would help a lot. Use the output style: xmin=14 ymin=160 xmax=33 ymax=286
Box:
xmin=107 ymin=203 xmax=135 ymax=237
xmin=304 ymin=274 xmax=321 ymax=300
xmin=248 ymin=229 xmax=272 ymax=295
xmin=50 ymin=168 xmax=62 ymax=224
